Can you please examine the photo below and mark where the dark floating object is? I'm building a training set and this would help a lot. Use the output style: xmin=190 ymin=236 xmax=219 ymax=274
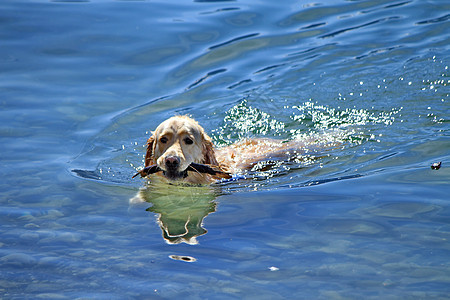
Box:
xmin=132 ymin=162 xmax=231 ymax=179
xmin=431 ymin=161 xmax=442 ymax=170
xmin=169 ymin=255 xmax=196 ymax=262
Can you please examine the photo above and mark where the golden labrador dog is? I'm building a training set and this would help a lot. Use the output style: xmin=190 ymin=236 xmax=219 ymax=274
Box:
xmin=133 ymin=115 xmax=327 ymax=184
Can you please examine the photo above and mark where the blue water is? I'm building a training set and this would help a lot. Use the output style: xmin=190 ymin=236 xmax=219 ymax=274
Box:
xmin=1 ymin=0 xmax=449 ymax=298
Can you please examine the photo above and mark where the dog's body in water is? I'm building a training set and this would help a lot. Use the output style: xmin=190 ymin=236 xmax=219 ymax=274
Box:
xmin=133 ymin=115 xmax=331 ymax=184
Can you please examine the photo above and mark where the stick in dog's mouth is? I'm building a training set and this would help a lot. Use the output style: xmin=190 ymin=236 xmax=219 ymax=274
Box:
xmin=132 ymin=164 xmax=161 ymax=178
xmin=132 ymin=162 xmax=231 ymax=179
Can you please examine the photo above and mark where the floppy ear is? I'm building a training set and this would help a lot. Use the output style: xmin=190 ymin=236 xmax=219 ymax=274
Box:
xmin=201 ymin=133 xmax=219 ymax=166
xmin=144 ymin=135 xmax=155 ymax=167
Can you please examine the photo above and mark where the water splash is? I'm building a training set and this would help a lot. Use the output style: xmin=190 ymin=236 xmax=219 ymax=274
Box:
xmin=213 ymin=99 xmax=402 ymax=145
xmin=287 ymin=101 xmax=403 ymax=145
xmin=290 ymin=101 xmax=401 ymax=128
xmin=211 ymin=99 xmax=286 ymax=145
xmin=208 ymin=98 xmax=403 ymax=191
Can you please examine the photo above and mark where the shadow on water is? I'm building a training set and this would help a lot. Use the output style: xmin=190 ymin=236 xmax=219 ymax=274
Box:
xmin=130 ymin=179 xmax=221 ymax=245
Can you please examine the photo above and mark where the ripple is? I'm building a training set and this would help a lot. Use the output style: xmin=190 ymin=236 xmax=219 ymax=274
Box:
xmin=209 ymin=33 xmax=259 ymax=50
xmin=320 ymin=16 xmax=401 ymax=39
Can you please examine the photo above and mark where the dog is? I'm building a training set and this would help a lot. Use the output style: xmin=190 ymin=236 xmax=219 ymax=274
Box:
xmin=133 ymin=115 xmax=329 ymax=184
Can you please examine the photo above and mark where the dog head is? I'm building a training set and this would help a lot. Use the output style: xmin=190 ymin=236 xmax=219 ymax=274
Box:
xmin=144 ymin=116 xmax=218 ymax=180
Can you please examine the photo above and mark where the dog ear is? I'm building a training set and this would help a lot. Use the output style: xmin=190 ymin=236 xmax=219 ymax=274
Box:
xmin=202 ymin=134 xmax=219 ymax=166
xmin=144 ymin=134 xmax=155 ymax=167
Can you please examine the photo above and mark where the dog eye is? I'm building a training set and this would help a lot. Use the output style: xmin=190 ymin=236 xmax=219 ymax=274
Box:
xmin=184 ymin=137 xmax=194 ymax=145
xmin=160 ymin=137 xmax=168 ymax=144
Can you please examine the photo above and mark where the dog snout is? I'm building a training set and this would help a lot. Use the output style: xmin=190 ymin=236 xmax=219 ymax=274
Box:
xmin=165 ymin=155 xmax=180 ymax=169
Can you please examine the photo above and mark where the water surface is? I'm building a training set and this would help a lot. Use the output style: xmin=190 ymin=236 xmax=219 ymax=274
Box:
xmin=1 ymin=0 xmax=449 ymax=298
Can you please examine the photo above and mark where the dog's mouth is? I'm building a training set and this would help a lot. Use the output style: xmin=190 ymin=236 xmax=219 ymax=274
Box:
xmin=163 ymin=167 xmax=188 ymax=180
xmin=132 ymin=162 xmax=231 ymax=180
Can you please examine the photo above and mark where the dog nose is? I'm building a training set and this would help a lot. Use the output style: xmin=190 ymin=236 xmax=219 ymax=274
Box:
xmin=165 ymin=156 xmax=180 ymax=169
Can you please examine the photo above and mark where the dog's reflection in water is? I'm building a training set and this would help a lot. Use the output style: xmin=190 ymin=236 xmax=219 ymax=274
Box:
xmin=130 ymin=178 xmax=220 ymax=244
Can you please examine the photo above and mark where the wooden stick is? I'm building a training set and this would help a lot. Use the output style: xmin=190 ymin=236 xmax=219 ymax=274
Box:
xmin=132 ymin=162 xmax=231 ymax=179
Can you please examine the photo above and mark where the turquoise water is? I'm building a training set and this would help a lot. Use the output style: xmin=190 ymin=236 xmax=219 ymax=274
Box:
xmin=1 ymin=0 xmax=449 ymax=298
